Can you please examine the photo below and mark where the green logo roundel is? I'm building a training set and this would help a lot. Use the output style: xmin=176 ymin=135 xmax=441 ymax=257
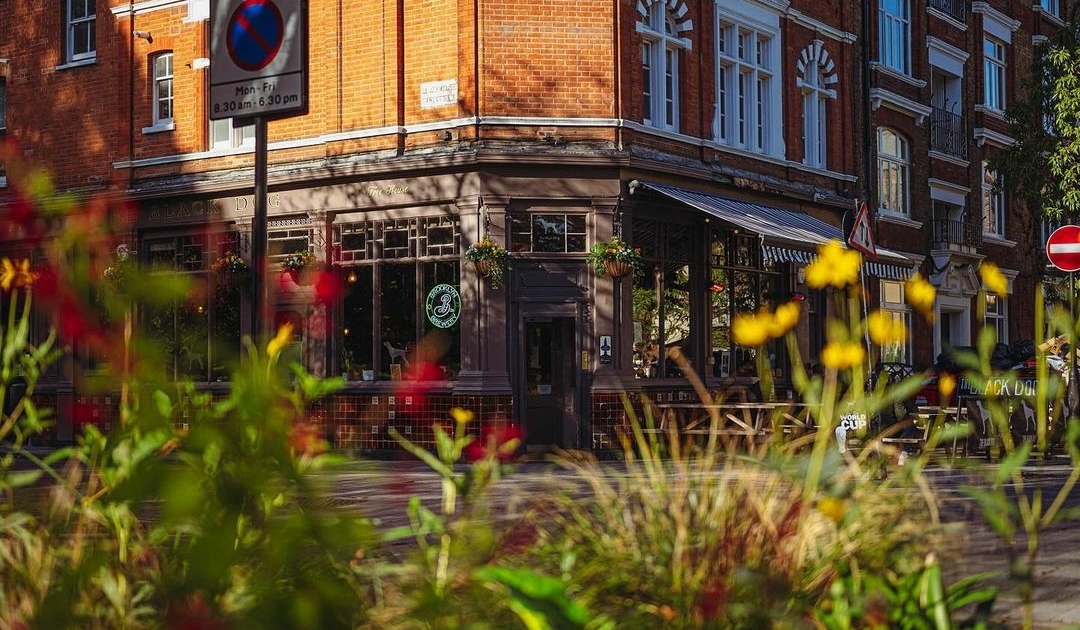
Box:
xmin=425 ymin=284 xmax=461 ymax=329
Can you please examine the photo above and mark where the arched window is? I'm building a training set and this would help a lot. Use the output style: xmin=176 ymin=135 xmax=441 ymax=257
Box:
xmin=639 ymin=0 xmax=691 ymax=132
xmin=796 ymin=41 xmax=837 ymax=169
xmin=877 ymin=128 xmax=909 ymax=215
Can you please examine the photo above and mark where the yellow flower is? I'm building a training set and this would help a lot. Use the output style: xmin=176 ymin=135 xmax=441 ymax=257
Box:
xmin=732 ymin=312 xmax=770 ymax=347
xmin=267 ymin=322 xmax=294 ymax=358
xmin=768 ymin=301 xmax=801 ymax=338
xmin=804 ymin=240 xmax=862 ymax=290
xmin=866 ymin=310 xmax=907 ymax=347
xmin=449 ymin=407 xmax=474 ymax=424
xmin=979 ymin=261 xmax=1009 ymax=296
xmin=818 ymin=496 xmax=846 ymax=525
xmin=821 ymin=341 xmax=866 ymax=370
xmin=938 ymin=373 xmax=956 ymax=399
xmin=905 ymin=273 xmax=936 ymax=322
xmin=0 ymin=258 xmax=35 ymax=292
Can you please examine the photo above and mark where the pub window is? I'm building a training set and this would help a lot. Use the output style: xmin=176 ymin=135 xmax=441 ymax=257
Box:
xmin=142 ymin=232 xmax=243 ymax=382
xmin=336 ymin=216 xmax=461 ymax=380
xmin=707 ymin=228 xmax=782 ymax=381
xmin=632 ymin=219 xmax=695 ymax=379
xmin=509 ymin=213 xmax=587 ymax=253
xmin=268 ymin=224 xmax=312 ymax=263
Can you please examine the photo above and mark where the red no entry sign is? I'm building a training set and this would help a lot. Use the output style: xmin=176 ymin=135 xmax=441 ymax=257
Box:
xmin=1047 ymin=225 xmax=1080 ymax=272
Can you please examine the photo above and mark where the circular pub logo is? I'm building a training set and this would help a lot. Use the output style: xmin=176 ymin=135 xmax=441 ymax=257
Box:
xmin=425 ymin=284 xmax=461 ymax=329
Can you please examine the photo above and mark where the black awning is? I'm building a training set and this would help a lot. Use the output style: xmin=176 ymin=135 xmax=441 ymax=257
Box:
xmin=633 ymin=180 xmax=913 ymax=280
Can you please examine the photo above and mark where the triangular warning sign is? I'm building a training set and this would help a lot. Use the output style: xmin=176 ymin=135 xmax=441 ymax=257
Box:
xmin=847 ymin=202 xmax=877 ymax=258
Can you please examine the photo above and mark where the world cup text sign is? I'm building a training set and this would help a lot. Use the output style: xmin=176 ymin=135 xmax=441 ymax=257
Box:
xmin=210 ymin=0 xmax=307 ymax=119
xmin=1047 ymin=225 xmax=1080 ymax=273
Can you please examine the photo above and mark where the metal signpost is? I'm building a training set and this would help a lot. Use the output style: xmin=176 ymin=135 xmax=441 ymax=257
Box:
xmin=210 ymin=0 xmax=307 ymax=342
xmin=1047 ymin=225 xmax=1080 ymax=416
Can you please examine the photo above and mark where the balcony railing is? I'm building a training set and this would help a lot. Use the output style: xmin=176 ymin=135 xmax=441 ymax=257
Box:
xmin=930 ymin=106 xmax=967 ymax=160
xmin=928 ymin=0 xmax=966 ymax=22
xmin=930 ymin=218 xmax=982 ymax=249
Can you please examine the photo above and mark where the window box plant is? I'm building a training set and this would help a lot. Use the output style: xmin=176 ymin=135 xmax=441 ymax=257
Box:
xmin=585 ymin=236 xmax=643 ymax=278
xmin=464 ymin=236 xmax=511 ymax=288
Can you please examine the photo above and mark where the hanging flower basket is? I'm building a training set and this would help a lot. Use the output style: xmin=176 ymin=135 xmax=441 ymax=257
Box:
xmin=211 ymin=251 xmax=252 ymax=295
xmin=280 ymin=250 xmax=317 ymax=286
xmin=464 ymin=236 xmax=511 ymax=288
xmin=604 ymin=259 xmax=633 ymax=278
xmin=586 ymin=236 xmax=643 ymax=278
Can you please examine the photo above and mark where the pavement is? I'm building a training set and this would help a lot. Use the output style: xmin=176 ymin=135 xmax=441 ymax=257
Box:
xmin=326 ymin=459 xmax=1080 ymax=630
xmin=931 ymin=464 xmax=1080 ymax=629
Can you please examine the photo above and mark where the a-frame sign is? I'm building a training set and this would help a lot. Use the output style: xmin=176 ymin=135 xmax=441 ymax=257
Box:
xmin=847 ymin=201 xmax=877 ymax=258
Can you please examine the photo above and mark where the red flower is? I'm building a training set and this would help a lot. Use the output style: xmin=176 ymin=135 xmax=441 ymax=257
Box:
xmin=313 ymin=268 xmax=343 ymax=305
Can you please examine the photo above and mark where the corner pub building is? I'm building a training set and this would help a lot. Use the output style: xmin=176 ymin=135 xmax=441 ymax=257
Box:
xmin=8 ymin=0 xmax=1050 ymax=454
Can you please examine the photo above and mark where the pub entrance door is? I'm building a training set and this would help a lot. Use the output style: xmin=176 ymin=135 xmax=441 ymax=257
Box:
xmin=522 ymin=317 xmax=577 ymax=451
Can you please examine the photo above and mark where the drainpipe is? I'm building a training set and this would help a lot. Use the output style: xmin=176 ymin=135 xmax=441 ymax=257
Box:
xmin=862 ymin=0 xmax=874 ymax=219
xmin=128 ymin=1 xmax=136 ymax=190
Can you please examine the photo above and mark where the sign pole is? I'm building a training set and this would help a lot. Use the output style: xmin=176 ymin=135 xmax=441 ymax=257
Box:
xmin=1071 ymin=271 xmax=1079 ymax=418
xmin=252 ymin=116 xmax=268 ymax=343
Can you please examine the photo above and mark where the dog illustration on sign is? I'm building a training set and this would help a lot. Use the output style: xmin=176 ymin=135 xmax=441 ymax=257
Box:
xmin=384 ymin=341 xmax=410 ymax=367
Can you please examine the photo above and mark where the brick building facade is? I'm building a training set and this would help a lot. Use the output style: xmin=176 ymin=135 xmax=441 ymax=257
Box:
xmin=0 ymin=0 xmax=1057 ymax=453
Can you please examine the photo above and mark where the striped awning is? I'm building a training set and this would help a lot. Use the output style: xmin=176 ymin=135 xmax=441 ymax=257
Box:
xmin=633 ymin=180 xmax=914 ymax=280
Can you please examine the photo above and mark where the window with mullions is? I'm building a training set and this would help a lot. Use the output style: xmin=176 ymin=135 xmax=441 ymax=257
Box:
xmin=878 ymin=0 xmax=909 ymax=74
xmin=509 ymin=213 xmax=587 ymax=253
xmin=983 ymin=37 xmax=1006 ymax=112
xmin=708 ymin=230 xmax=782 ymax=379
xmin=716 ymin=17 xmax=776 ymax=154
xmin=268 ymin=225 xmax=312 ymax=263
xmin=65 ymin=0 xmax=96 ymax=63
xmin=632 ymin=219 xmax=696 ymax=379
xmin=985 ymin=293 xmax=1007 ymax=344
xmin=982 ymin=161 xmax=1005 ymax=237
xmin=336 ymin=216 xmax=461 ymax=381
xmin=879 ymin=280 xmax=912 ymax=363
xmin=210 ymin=117 xmax=255 ymax=150
xmin=142 ymin=232 xmax=243 ymax=382
xmin=640 ymin=2 xmax=687 ymax=131
xmin=152 ymin=52 xmax=174 ymax=127
xmin=878 ymin=128 xmax=909 ymax=215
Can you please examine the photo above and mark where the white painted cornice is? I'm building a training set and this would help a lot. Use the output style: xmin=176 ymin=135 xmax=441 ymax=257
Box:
xmin=111 ymin=0 xmax=185 ymax=17
xmin=870 ymin=88 xmax=932 ymax=124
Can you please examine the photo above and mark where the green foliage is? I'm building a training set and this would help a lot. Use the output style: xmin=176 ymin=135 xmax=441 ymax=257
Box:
xmin=990 ymin=18 xmax=1080 ymax=222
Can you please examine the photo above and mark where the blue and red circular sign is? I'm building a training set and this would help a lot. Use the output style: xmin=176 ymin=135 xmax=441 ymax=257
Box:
xmin=226 ymin=0 xmax=284 ymax=72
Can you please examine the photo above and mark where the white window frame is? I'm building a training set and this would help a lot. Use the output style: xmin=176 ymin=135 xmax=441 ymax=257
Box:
xmin=152 ymin=52 xmax=174 ymax=128
xmin=880 ymin=280 xmax=912 ymax=363
xmin=187 ymin=0 xmax=210 ymax=21
xmin=715 ymin=8 xmax=780 ymax=156
xmin=982 ymin=161 xmax=1005 ymax=237
xmin=984 ymin=293 xmax=1007 ymax=344
xmin=983 ymin=36 xmax=1006 ymax=112
xmin=640 ymin=3 xmax=687 ymax=132
xmin=878 ymin=0 xmax=909 ymax=75
xmin=66 ymin=0 xmax=96 ymax=63
xmin=210 ymin=118 xmax=255 ymax=150
xmin=1040 ymin=0 xmax=1061 ymax=19
xmin=877 ymin=128 xmax=909 ymax=216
